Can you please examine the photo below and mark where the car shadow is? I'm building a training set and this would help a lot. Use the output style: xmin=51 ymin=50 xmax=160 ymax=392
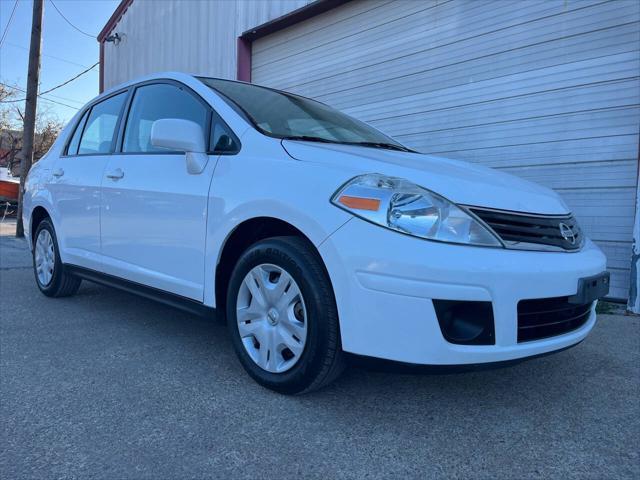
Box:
xmin=70 ymin=279 xmax=594 ymax=409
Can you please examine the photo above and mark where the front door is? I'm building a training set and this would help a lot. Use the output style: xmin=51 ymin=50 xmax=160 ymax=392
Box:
xmin=99 ymin=82 xmax=215 ymax=301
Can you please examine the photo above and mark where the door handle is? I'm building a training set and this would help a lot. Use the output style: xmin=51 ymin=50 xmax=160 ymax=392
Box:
xmin=52 ymin=168 xmax=64 ymax=178
xmin=106 ymin=168 xmax=124 ymax=180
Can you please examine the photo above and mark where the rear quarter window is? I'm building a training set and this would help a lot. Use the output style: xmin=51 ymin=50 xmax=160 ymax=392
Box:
xmin=66 ymin=110 xmax=89 ymax=156
xmin=77 ymin=92 xmax=127 ymax=155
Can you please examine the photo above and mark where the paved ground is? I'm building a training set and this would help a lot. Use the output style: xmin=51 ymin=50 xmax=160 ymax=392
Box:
xmin=1 ymin=219 xmax=638 ymax=479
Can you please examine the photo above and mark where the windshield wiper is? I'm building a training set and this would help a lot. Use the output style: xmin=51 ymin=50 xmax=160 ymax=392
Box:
xmin=281 ymin=136 xmax=415 ymax=153
xmin=280 ymin=135 xmax=337 ymax=144
xmin=346 ymin=141 xmax=415 ymax=152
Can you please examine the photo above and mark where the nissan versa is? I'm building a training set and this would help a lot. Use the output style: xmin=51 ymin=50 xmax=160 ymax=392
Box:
xmin=23 ymin=72 xmax=610 ymax=394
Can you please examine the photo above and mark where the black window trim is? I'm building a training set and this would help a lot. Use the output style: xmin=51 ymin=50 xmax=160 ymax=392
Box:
xmin=61 ymin=87 xmax=131 ymax=158
xmin=61 ymin=79 xmax=241 ymax=158
xmin=116 ymin=79 xmax=241 ymax=156
xmin=64 ymin=109 xmax=89 ymax=156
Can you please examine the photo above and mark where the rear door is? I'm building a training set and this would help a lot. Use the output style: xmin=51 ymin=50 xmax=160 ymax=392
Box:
xmin=50 ymin=91 xmax=127 ymax=270
xmin=99 ymin=81 xmax=236 ymax=300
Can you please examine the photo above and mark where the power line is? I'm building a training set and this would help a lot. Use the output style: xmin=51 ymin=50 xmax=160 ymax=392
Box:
xmin=0 ymin=61 xmax=99 ymax=105
xmin=0 ymin=64 xmax=96 ymax=110
xmin=0 ymin=82 xmax=80 ymax=110
xmin=0 ymin=81 xmax=84 ymax=106
xmin=0 ymin=0 xmax=19 ymax=48
xmin=39 ymin=61 xmax=98 ymax=96
xmin=49 ymin=0 xmax=96 ymax=38
xmin=33 ymin=95 xmax=79 ymax=110
xmin=5 ymin=41 xmax=93 ymax=69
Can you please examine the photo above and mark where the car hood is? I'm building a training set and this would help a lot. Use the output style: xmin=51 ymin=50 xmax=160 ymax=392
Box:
xmin=282 ymin=140 xmax=570 ymax=215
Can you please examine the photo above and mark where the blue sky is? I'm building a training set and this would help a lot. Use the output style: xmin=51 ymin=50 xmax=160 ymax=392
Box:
xmin=1 ymin=0 xmax=121 ymax=123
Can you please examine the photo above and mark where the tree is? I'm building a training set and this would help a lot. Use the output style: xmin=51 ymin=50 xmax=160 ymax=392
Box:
xmin=0 ymin=84 xmax=20 ymax=170
xmin=0 ymin=83 xmax=62 ymax=176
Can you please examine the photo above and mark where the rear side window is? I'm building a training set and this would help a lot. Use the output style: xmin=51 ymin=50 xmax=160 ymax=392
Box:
xmin=123 ymin=83 xmax=208 ymax=153
xmin=66 ymin=110 xmax=89 ymax=155
xmin=78 ymin=93 xmax=126 ymax=155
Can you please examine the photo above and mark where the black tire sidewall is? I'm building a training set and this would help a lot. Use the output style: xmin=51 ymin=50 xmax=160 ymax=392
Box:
xmin=32 ymin=218 xmax=65 ymax=296
xmin=226 ymin=238 xmax=337 ymax=394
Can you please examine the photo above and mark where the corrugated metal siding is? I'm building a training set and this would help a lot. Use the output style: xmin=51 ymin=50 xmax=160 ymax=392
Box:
xmin=102 ymin=0 xmax=312 ymax=89
xmin=252 ymin=0 xmax=640 ymax=299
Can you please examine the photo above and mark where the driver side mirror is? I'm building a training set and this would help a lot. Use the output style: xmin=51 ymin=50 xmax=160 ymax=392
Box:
xmin=150 ymin=118 xmax=208 ymax=174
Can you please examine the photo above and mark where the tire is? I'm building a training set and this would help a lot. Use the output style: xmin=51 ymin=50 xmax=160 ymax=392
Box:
xmin=226 ymin=236 xmax=345 ymax=394
xmin=32 ymin=218 xmax=81 ymax=297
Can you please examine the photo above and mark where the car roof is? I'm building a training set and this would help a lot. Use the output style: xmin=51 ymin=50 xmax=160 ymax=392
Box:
xmin=97 ymin=71 xmax=325 ymax=108
xmin=97 ymin=71 xmax=200 ymax=99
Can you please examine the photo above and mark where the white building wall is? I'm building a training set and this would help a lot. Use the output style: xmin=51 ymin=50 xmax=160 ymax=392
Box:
xmin=102 ymin=0 xmax=639 ymax=300
xmin=102 ymin=0 xmax=311 ymax=89
xmin=252 ymin=0 xmax=640 ymax=300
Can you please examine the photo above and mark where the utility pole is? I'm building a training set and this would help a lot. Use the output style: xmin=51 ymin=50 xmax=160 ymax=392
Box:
xmin=16 ymin=0 xmax=44 ymax=238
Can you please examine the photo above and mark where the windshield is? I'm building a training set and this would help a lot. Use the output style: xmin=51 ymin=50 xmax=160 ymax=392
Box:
xmin=199 ymin=78 xmax=411 ymax=151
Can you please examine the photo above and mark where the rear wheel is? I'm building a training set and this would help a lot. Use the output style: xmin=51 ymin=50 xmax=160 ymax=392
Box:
xmin=226 ymin=236 xmax=344 ymax=394
xmin=32 ymin=218 xmax=81 ymax=297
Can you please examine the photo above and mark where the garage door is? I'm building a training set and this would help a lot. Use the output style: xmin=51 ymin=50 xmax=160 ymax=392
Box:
xmin=251 ymin=0 xmax=640 ymax=300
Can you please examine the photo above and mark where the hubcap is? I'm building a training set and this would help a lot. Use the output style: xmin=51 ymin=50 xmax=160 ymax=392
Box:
xmin=236 ymin=263 xmax=308 ymax=373
xmin=34 ymin=229 xmax=55 ymax=286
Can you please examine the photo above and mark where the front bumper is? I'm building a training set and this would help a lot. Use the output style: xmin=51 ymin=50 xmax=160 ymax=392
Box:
xmin=318 ymin=218 xmax=607 ymax=365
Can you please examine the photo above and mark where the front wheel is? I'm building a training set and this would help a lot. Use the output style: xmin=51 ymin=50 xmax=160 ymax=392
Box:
xmin=226 ymin=236 xmax=344 ymax=394
xmin=32 ymin=218 xmax=81 ymax=297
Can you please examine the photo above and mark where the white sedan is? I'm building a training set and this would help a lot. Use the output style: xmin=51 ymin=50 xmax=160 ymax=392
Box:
xmin=23 ymin=72 xmax=609 ymax=394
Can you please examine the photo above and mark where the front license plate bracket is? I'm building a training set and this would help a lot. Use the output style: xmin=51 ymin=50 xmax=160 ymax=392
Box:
xmin=568 ymin=272 xmax=610 ymax=305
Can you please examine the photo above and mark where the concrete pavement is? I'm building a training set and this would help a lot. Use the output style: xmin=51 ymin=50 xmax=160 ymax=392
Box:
xmin=1 ymin=219 xmax=638 ymax=479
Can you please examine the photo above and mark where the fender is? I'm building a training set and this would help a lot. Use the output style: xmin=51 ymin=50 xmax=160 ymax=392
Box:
xmin=23 ymin=164 xmax=58 ymax=253
xmin=203 ymin=198 xmax=351 ymax=307
xmin=201 ymin=129 xmax=354 ymax=308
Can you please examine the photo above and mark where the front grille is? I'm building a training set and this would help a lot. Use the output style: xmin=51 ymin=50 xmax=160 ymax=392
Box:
xmin=517 ymin=296 xmax=593 ymax=342
xmin=468 ymin=207 xmax=582 ymax=251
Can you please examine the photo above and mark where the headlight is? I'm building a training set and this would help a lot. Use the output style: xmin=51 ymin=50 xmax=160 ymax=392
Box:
xmin=331 ymin=173 xmax=502 ymax=247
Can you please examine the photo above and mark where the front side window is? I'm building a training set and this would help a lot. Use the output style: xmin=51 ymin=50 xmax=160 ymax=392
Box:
xmin=78 ymin=92 xmax=126 ymax=155
xmin=199 ymin=77 xmax=410 ymax=151
xmin=123 ymin=83 xmax=208 ymax=153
